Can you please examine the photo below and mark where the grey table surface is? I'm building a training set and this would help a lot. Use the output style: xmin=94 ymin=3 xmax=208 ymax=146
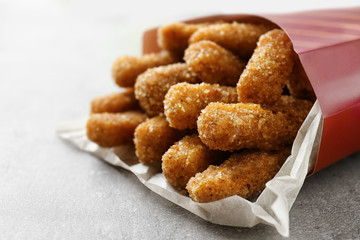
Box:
xmin=1 ymin=1 xmax=359 ymax=239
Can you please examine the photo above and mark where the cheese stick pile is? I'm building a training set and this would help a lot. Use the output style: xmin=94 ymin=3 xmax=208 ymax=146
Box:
xmin=86 ymin=21 xmax=315 ymax=202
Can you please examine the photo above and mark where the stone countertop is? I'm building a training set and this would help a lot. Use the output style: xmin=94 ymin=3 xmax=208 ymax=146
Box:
xmin=0 ymin=1 xmax=359 ymax=239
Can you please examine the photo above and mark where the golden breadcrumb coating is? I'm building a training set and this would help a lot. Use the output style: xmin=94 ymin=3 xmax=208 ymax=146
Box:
xmin=162 ymin=134 xmax=229 ymax=191
xmin=164 ymin=82 xmax=238 ymax=130
xmin=237 ymin=29 xmax=294 ymax=105
xmin=90 ymin=88 xmax=140 ymax=114
xmin=134 ymin=63 xmax=199 ymax=116
xmin=89 ymin=19 xmax=313 ymax=203
xmin=86 ymin=111 xmax=147 ymax=148
xmin=134 ymin=115 xmax=186 ymax=164
xmin=197 ymin=96 xmax=313 ymax=151
xmin=186 ymin=149 xmax=290 ymax=202
xmin=287 ymin=56 xmax=316 ymax=101
xmin=157 ymin=22 xmax=207 ymax=58
xmin=184 ymin=40 xmax=246 ymax=86
xmin=189 ymin=22 xmax=275 ymax=59
xmin=112 ymin=51 xmax=176 ymax=87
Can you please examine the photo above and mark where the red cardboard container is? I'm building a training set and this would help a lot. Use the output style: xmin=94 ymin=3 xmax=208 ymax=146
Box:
xmin=142 ymin=7 xmax=360 ymax=174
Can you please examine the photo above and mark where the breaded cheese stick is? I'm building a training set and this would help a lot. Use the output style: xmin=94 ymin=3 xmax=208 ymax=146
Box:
xmin=134 ymin=115 xmax=186 ymax=164
xmin=186 ymin=149 xmax=290 ymax=202
xmin=90 ymin=88 xmax=140 ymax=114
xmin=237 ymin=29 xmax=294 ymax=105
xmin=184 ymin=40 xmax=246 ymax=86
xmin=189 ymin=22 xmax=275 ymax=59
xmin=112 ymin=51 xmax=176 ymax=87
xmin=287 ymin=56 xmax=316 ymax=101
xmin=134 ymin=63 xmax=199 ymax=116
xmin=162 ymin=134 xmax=229 ymax=190
xmin=157 ymin=22 xmax=207 ymax=58
xmin=164 ymin=82 xmax=238 ymax=130
xmin=86 ymin=111 xmax=147 ymax=148
xmin=197 ymin=96 xmax=313 ymax=151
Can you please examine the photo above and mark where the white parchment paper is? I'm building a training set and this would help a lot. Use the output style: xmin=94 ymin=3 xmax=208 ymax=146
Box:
xmin=57 ymin=101 xmax=323 ymax=237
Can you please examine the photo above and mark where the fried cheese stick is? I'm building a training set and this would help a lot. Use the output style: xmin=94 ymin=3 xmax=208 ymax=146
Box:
xmin=189 ymin=22 xmax=274 ymax=59
xmin=184 ymin=40 xmax=246 ymax=86
xmin=90 ymin=88 xmax=140 ymax=114
xmin=134 ymin=115 xmax=186 ymax=164
xmin=86 ymin=111 xmax=147 ymax=148
xmin=186 ymin=149 xmax=290 ymax=202
xmin=287 ymin=56 xmax=316 ymax=101
xmin=112 ymin=51 xmax=176 ymax=87
xmin=164 ymin=82 xmax=238 ymax=130
xmin=157 ymin=22 xmax=207 ymax=58
xmin=162 ymin=134 xmax=229 ymax=190
xmin=197 ymin=96 xmax=313 ymax=151
xmin=237 ymin=29 xmax=294 ymax=105
xmin=134 ymin=63 xmax=199 ymax=116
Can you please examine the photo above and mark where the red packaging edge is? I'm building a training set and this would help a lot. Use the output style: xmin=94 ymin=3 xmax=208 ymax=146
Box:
xmin=142 ymin=8 xmax=360 ymax=174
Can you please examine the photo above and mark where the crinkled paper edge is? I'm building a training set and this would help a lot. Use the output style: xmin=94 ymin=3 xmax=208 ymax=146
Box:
xmin=56 ymin=101 xmax=323 ymax=237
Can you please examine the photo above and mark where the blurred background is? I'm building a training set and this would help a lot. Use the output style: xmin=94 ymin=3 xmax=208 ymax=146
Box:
xmin=0 ymin=0 xmax=359 ymax=239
